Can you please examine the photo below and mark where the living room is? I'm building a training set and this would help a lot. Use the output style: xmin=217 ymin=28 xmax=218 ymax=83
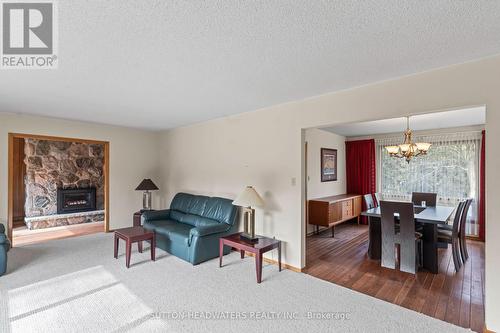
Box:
xmin=1 ymin=2 xmax=500 ymax=332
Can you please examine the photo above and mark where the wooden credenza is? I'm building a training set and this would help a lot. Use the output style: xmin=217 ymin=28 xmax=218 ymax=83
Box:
xmin=308 ymin=194 xmax=362 ymax=237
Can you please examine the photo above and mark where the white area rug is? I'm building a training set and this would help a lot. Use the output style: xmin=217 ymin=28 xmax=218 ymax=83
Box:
xmin=0 ymin=233 xmax=468 ymax=333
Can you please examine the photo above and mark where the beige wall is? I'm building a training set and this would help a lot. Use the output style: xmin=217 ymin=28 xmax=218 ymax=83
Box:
xmin=159 ymin=55 xmax=500 ymax=331
xmin=305 ymin=128 xmax=346 ymax=234
xmin=0 ymin=113 xmax=161 ymax=232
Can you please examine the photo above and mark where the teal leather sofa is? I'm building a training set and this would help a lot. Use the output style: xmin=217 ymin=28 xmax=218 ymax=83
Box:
xmin=142 ymin=193 xmax=238 ymax=265
xmin=0 ymin=224 xmax=10 ymax=276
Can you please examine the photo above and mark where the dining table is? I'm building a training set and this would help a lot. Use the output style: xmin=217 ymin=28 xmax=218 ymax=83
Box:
xmin=361 ymin=205 xmax=455 ymax=274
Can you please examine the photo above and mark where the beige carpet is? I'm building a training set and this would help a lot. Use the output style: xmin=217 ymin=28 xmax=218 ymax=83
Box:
xmin=0 ymin=232 xmax=468 ymax=332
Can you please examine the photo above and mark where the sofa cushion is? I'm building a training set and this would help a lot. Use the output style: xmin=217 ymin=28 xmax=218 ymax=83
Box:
xmin=143 ymin=219 xmax=177 ymax=233
xmin=152 ymin=222 xmax=193 ymax=246
xmin=141 ymin=209 xmax=170 ymax=223
xmin=169 ymin=210 xmax=186 ymax=223
xmin=168 ymin=223 xmax=193 ymax=246
xmin=177 ymin=213 xmax=219 ymax=228
xmin=169 ymin=193 xmax=237 ymax=225
xmin=146 ymin=219 xmax=192 ymax=239
xmin=190 ymin=223 xmax=230 ymax=238
xmin=202 ymin=197 xmax=236 ymax=225
xmin=170 ymin=193 xmax=209 ymax=216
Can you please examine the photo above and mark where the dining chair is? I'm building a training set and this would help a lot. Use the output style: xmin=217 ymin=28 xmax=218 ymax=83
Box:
xmin=411 ymin=192 xmax=437 ymax=207
xmin=437 ymin=200 xmax=466 ymax=272
xmin=380 ymin=201 xmax=423 ymax=274
xmin=436 ymin=203 xmax=458 ymax=248
xmin=459 ymin=199 xmax=473 ymax=263
xmin=374 ymin=192 xmax=382 ymax=207
xmin=363 ymin=194 xmax=376 ymax=210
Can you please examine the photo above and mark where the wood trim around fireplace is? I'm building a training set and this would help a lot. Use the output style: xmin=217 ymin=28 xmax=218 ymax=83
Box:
xmin=7 ymin=133 xmax=111 ymax=244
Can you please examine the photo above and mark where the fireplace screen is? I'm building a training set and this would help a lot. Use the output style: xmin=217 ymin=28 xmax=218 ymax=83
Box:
xmin=57 ymin=188 xmax=96 ymax=214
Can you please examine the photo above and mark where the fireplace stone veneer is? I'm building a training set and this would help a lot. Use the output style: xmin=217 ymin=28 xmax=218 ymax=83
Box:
xmin=23 ymin=138 xmax=105 ymax=230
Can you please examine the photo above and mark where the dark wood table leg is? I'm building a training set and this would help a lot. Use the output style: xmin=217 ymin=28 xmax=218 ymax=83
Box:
xmin=219 ymin=239 xmax=224 ymax=268
xmin=151 ymin=234 xmax=156 ymax=261
xmin=278 ymin=242 xmax=282 ymax=271
xmin=240 ymin=250 xmax=245 ymax=259
xmin=256 ymin=251 xmax=263 ymax=283
xmin=126 ymin=240 xmax=132 ymax=268
xmin=422 ymin=223 xmax=438 ymax=273
xmin=114 ymin=234 xmax=119 ymax=259
xmin=138 ymin=241 xmax=143 ymax=253
xmin=331 ymin=226 xmax=335 ymax=238
xmin=368 ymin=217 xmax=381 ymax=260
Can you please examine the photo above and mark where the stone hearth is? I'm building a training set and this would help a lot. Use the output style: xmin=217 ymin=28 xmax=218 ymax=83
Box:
xmin=24 ymin=210 xmax=105 ymax=230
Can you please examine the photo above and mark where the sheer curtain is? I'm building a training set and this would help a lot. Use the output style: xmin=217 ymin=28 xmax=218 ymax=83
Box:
xmin=376 ymin=131 xmax=482 ymax=236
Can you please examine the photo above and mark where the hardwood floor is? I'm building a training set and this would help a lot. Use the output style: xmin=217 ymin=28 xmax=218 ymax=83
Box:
xmin=12 ymin=221 xmax=104 ymax=247
xmin=304 ymin=222 xmax=485 ymax=332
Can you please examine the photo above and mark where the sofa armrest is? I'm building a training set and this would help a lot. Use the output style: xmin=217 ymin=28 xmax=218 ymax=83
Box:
xmin=190 ymin=223 xmax=230 ymax=238
xmin=0 ymin=234 xmax=6 ymax=244
xmin=0 ymin=224 xmax=5 ymax=234
xmin=142 ymin=209 xmax=171 ymax=223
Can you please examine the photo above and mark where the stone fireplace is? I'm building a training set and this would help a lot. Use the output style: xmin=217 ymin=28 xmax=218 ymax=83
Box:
xmin=23 ymin=139 xmax=105 ymax=230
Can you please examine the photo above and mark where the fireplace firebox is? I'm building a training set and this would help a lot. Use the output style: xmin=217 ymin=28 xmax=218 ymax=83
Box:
xmin=57 ymin=188 xmax=97 ymax=214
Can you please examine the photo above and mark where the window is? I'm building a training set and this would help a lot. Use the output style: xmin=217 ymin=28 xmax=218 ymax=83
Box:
xmin=377 ymin=131 xmax=481 ymax=236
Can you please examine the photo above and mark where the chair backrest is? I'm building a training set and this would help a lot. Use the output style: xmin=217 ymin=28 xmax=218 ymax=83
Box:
xmin=363 ymin=194 xmax=375 ymax=210
xmin=380 ymin=201 xmax=416 ymax=274
xmin=411 ymin=192 xmax=437 ymax=207
xmin=374 ymin=193 xmax=382 ymax=207
xmin=459 ymin=199 xmax=472 ymax=237
xmin=452 ymin=201 xmax=466 ymax=237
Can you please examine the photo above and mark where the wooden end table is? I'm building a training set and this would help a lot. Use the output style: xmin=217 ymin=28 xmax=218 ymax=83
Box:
xmin=133 ymin=209 xmax=156 ymax=227
xmin=219 ymin=232 xmax=281 ymax=283
xmin=114 ymin=226 xmax=156 ymax=268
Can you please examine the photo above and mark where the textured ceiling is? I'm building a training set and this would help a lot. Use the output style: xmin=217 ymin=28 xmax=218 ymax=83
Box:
xmin=1 ymin=1 xmax=500 ymax=130
xmin=322 ymin=107 xmax=486 ymax=137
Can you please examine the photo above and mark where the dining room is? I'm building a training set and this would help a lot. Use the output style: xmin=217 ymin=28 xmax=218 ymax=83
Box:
xmin=304 ymin=106 xmax=485 ymax=332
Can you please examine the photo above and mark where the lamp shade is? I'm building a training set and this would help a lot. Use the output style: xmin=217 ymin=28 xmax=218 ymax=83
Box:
xmin=233 ymin=186 xmax=264 ymax=208
xmin=135 ymin=179 xmax=159 ymax=191
xmin=385 ymin=146 xmax=399 ymax=154
xmin=416 ymin=142 xmax=432 ymax=152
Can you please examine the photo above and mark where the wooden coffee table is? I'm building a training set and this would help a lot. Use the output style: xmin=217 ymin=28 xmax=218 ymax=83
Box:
xmin=114 ymin=226 xmax=155 ymax=268
xmin=219 ymin=232 xmax=281 ymax=283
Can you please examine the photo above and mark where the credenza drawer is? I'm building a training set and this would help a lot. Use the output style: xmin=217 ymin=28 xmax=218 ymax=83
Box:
xmin=342 ymin=200 xmax=353 ymax=218
xmin=328 ymin=204 xmax=342 ymax=222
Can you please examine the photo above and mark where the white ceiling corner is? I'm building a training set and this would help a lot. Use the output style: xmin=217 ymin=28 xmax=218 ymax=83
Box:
xmin=321 ymin=107 xmax=486 ymax=137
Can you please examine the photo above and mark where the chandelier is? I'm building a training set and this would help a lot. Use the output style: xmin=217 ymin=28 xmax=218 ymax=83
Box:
xmin=385 ymin=116 xmax=431 ymax=163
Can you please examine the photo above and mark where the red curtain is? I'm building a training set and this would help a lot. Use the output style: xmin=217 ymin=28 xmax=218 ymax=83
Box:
xmin=346 ymin=139 xmax=376 ymax=224
xmin=479 ymin=130 xmax=486 ymax=241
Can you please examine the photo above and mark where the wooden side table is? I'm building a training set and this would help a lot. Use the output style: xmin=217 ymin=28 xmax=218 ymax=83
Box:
xmin=114 ymin=226 xmax=156 ymax=268
xmin=133 ymin=209 xmax=157 ymax=227
xmin=133 ymin=211 xmax=142 ymax=227
xmin=219 ymin=232 xmax=281 ymax=283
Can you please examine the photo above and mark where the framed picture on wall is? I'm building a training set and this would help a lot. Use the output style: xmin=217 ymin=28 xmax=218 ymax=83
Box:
xmin=321 ymin=148 xmax=337 ymax=182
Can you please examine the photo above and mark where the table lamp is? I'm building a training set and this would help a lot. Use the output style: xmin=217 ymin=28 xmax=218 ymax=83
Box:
xmin=233 ymin=186 xmax=264 ymax=242
xmin=135 ymin=179 xmax=159 ymax=211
